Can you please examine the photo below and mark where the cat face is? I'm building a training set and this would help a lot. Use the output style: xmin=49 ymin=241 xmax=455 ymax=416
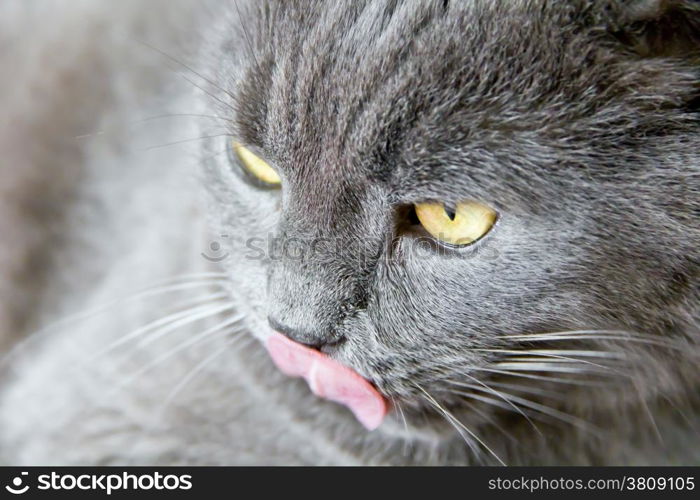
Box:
xmin=198 ymin=0 xmax=699 ymax=435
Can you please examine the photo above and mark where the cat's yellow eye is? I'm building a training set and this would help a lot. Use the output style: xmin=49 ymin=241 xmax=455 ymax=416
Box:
xmin=233 ymin=142 xmax=282 ymax=187
xmin=414 ymin=201 xmax=497 ymax=246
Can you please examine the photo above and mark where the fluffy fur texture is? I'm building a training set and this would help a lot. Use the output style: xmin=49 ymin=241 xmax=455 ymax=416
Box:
xmin=0 ymin=0 xmax=698 ymax=465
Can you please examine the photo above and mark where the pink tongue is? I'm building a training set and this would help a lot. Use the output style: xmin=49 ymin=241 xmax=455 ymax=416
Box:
xmin=265 ymin=332 xmax=388 ymax=430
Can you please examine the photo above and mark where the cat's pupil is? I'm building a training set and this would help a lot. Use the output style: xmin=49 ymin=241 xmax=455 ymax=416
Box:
xmin=445 ymin=205 xmax=456 ymax=221
xmin=407 ymin=206 xmax=420 ymax=226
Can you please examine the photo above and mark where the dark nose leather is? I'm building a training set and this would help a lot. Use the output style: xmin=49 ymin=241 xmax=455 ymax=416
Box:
xmin=268 ymin=316 xmax=338 ymax=350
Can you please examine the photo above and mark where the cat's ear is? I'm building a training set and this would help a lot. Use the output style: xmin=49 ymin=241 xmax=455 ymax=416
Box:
xmin=603 ymin=0 xmax=700 ymax=58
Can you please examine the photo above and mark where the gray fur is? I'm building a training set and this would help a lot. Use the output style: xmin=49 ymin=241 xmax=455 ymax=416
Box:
xmin=0 ymin=0 xmax=698 ymax=465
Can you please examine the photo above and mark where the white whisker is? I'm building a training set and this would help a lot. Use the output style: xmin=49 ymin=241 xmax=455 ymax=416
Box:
xmin=74 ymin=113 xmax=230 ymax=140
xmin=94 ymin=300 xmax=232 ymax=358
xmin=502 ymin=330 xmax=683 ymax=351
xmin=136 ymin=303 xmax=235 ymax=348
xmin=125 ymin=335 xmax=256 ymax=459
xmin=394 ymin=398 xmax=410 ymax=435
xmin=448 ymin=386 xmax=595 ymax=432
xmin=447 ymin=376 xmax=542 ymax=436
xmin=112 ymin=313 xmax=245 ymax=391
xmin=488 ymin=381 xmax=570 ymax=401
xmin=468 ymin=403 xmax=519 ymax=445
xmin=1 ymin=275 xmax=228 ymax=369
xmin=389 ymin=397 xmax=413 ymax=458
xmin=484 ymin=391 xmax=598 ymax=433
xmin=475 ymin=348 xmax=626 ymax=360
xmin=158 ymin=334 xmax=253 ymax=413
xmin=471 ymin=367 xmax=609 ymax=387
xmin=415 ymin=384 xmax=506 ymax=465
xmin=143 ymin=133 xmax=233 ymax=152
xmin=493 ymin=362 xmax=607 ymax=374
xmin=448 ymin=388 xmax=522 ymax=413
xmin=500 ymin=355 xmax=621 ymax=374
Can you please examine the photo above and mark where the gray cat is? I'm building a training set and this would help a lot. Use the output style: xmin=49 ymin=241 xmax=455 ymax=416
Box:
xmin=0 ymin=0 xmax=698 ymax=465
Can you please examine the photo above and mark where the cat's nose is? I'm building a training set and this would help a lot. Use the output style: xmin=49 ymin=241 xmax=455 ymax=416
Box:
xmin=267 ymin=316 xmax=339 ymax=350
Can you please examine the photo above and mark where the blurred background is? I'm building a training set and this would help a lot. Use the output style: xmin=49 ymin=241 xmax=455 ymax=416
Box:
xmin=0 ymin=1 xmax=207 ymax=351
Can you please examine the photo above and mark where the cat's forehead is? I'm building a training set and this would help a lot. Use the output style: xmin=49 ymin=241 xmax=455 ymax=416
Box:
xmin=226 ymin=0 xmax=680 ymax=205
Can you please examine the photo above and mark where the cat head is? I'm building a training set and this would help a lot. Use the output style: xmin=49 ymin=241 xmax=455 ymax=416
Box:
xmin=197 ymin=0 xmax=699 ymax=450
